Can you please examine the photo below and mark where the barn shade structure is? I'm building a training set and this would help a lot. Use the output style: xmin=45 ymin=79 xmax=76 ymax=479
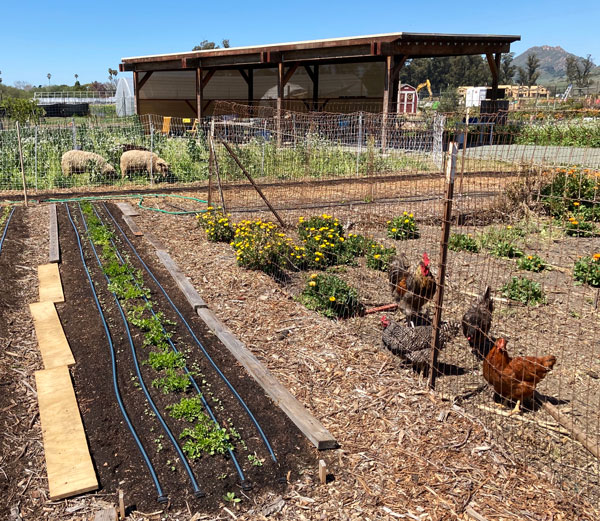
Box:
xmin=119 ymin=32 xmax=520 ymax=119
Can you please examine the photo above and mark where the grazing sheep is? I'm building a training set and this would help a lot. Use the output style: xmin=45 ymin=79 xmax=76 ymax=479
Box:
xmin=60 ymin=150 xmax=117 ymax=178
xmin=120 ymin=150 xmax=170 ymax=179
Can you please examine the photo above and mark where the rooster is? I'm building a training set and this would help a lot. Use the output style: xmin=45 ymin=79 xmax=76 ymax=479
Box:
xmin=461 ymin=286 xmax=494 ymax=359
xmin=483 ymin=338 xmax=557 ymax=414
xmin=381 ymin=315 xmax=460 ymax=375
xmin=388 ymin=252 xmax=436 ymax=322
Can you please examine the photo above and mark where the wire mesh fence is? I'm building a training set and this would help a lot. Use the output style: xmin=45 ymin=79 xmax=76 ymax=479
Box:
xmin=0 ymin=104 xmax=599 ymax=499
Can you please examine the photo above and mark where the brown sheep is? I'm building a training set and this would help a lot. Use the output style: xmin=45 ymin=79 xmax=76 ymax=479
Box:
xmin=120 ymin=150 xmax=170 ymax=179
xmin=60 ymin=150 xmax=117 ymax=178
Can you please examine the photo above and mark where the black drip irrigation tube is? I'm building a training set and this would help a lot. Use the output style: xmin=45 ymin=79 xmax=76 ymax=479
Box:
xmin=63 ymin=203 xmax=169 ymax=504
xmin=90 ymin=204 xmax=250 ymax=490
xmin=0 ymin=207 xmax=16 ymax=256
xmin=76 ymin=203 xmax=205 ymax=499
xmin=101 ymin=202 xmax=280 ymax=468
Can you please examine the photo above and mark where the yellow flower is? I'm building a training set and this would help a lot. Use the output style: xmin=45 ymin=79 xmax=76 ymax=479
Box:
xmin=527 ymin=255 xmax=533 ymax=260
xmin=310 ymin=273 xmax=318 ymax=279
xmin=593 ymin=253 xmax=600 ymax=260
xmin=507 ymin=225 xmax=512 ymax=229
xmin=374 ymin=254 xmax=381 ymax=259
xmin=573 ymin=202 xmax=580 ymax=206
xmin=315 ymin=257 xmax=320 ymax=262
xmin=391 ymin=228 xmax=397 ymax=232
xmin=309 ymin=281 xmax=316 ymax=287
xmin=339 ymin=237 xmax=345 ymax=242
xmin=329 ymin=296 xmax=336 ymax=302
xmin=571 ymin=220 xmax=579 ymax=226
xmin=403 ymin=211 xmax=408 ymax=215
xmin=409 ymin=213 xmax=413 ymax=218
xmin=404 ymin=219 xmax=410 ymax=223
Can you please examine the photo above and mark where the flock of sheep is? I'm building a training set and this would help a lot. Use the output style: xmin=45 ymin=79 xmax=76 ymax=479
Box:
xmin=60 ymin=149 xmax=170 ymax=179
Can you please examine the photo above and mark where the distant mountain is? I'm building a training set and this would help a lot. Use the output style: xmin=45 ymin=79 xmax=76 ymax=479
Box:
xmin=512 ymin=45 xmax=598 ymax=84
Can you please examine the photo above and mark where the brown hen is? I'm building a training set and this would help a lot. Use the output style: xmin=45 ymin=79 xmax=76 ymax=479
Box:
xmin=483 ymin=338 xmax=556 ymax=413
xmin=388 ymin=252 xmax=436 ymax=320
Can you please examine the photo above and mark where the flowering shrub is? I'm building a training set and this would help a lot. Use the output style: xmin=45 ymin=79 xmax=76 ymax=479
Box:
xmin=540 ymin=167 xmax=600 ymax=220
xmin=573 ymin=254 xmax=600 ymax=287
xmin=197 ymin=207 xmax=235 ymax=242
xmin=297 ymin=214 xmax=350 ymax=267
xmin=563 ymin=215 xmax=596 ymax=237
xmin=517 ymin=254 xmax=546 ymax=272
xmin=387 ymin=212 xmax=419 ymax=240
xmin=231 ymin=219 xmax=295 ymax=273
xmin=366 ymin=243 xmax=396 ymax=271
xmin=489 ymin=240 xmax=524 ymax=258
xmin=344 ymin=233 xmax=376 ymax=257
xmin=299 ymin=273 xmax=364 ymax=319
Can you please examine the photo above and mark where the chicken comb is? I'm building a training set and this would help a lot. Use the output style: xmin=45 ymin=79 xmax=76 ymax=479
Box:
xmin=422 ymin=252 xmax=430 ymax=266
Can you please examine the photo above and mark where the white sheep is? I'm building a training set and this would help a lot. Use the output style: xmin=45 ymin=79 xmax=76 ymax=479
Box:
xmin=60 ymin=150 xmax=117 ymax=178
xmin=120 ymin=150 xmax=170 ymax=179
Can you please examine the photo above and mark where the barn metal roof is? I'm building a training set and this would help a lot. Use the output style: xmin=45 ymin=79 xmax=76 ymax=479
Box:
xmin=120 ymin=32 xmax=520 ymax=72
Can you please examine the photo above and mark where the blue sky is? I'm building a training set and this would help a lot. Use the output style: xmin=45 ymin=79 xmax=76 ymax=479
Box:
xmin=1 ymin=0 xmax=599 ymax=87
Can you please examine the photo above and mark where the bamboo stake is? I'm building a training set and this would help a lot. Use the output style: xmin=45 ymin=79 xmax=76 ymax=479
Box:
xmin=16 ymin=121 xmax=28 ymax=206
xmin=216 ymin=133 xmax=285 ymax=228
xmin=209 ymin=133 xmax=227 ymax=213
xmin=429 ymin=142 xmax=458 ymax=389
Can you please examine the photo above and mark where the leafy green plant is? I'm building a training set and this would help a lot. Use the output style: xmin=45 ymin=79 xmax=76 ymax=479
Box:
xmin=387 ymin=212 xmax=419 ymax=240
xmin=297 ymin=214 xmax=353 ymax=267
xmin=489 ymin=240 xmax=524 ymax=259
xmin=151 ymin=368 xmax=190 ymax=394
xmin=365 ymin=243 xmax=396 ymax=271
xmin=501 ymin=276 xmax=546 ymax=305
xmin=298 ymin=273 xmax=364 ymax=319
xmin=344 ymin=233 xmax=375 ymax=256
xmin=223 ymin=492 xmax=241 ymax=504
xmin=167 ymin=396 xmax=206 ymax=423
xmin=573 ymin=254 xmax=600 ymax=287
xmin=180 ymin=418 xmax=233 ymax=458
xmin=448 ymin=233 xmax=479 ymax=253
xmin=248 ymin=453 xmax=264 ymax=466
xmin=197 ymin=207 xmax=236 ymax=242
xmin=146 ymin=349 xmax=185 ymax=371
xmin=517 ymin=254 xmax=546 ymax=272
xmin=540 ymin=167 xmax=600 ymax=219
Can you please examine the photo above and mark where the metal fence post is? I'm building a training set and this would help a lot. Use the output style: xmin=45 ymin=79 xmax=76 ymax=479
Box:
xmin=149 ymin=122 xmax=154 ymax=186
xmin=71 ymin=116 xmax=77 ymax=150
xmin=16 ymin=121 xmax=28 ymax=206
xmin=34 ymin=125 xmax=38 ymax=191
xmin=356 ymin=111 xmax=363 ymax=176
xmin=429 ymin=142 xmax=458 ymax=390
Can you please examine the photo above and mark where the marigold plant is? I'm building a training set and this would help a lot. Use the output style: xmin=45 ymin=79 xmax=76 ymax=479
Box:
xmin=197 ymin=207 xmax=235 ymax=242
xmin=387 ymin=212 xmax=419 ymax=240
xmin=297 ymin=213 xmax=350 ymax=267
xmin=298 ymin=273 xmax=364 ymax=319
xmin=517 ymin=253 xmax=546 ymax=272
xmin=573 ymin=254 xmax=600 ymax=287
xmin=366 ymin=243 xmax=396 ymax=271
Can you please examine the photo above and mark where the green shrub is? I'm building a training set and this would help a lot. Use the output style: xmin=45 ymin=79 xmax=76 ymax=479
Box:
xmin=563 ymin=215 xmax=596 ymax=237
xmin=540 ymin=168 xmax=600 ymax=219
xmin=298 ymin=273 xmax=364 ymax=319
xmin=387 ymin=212 xmax=419 ymax=240
xmin=297 ymin=214 xmax=350 ymax=267
xmin=344 ymin=233 xmax=376 ymax=257
xmin=517 ymin=254 xmax=546 ymax=272
xmin=168 ymin=396 xmax=206 ymax=423
xmin=448 ymin=233 xmax=479 ymax=253
xmin=501 ymin=276 xmax=545 ymax=305
xmin=180 ymin=420 xmax=233 ymax=458
xmin=489 ymin=240 xmax=523 ymax=259
xmin=365 ymin=243 xmax=396 ymax=271
xmin=151 ymin=368 xmax=191 ymax=394
xmin=573 ymin=254 xmax=600 ymax=287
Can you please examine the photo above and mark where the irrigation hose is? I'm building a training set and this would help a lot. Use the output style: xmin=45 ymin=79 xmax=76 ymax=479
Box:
xmin=42 ymin=193 xmax=208 ymax=215
xmin=0 ymin=207 xmax=16 ymax=256
xmin=77 ymin=203 xmax=205 ymax=499
xmin=63 ymin=203 xmax=168 ymax=504
xmin=91 ymin=204 xmax=248 ymax=488
xmin=101 ymin=202 xmax=279 ymax=465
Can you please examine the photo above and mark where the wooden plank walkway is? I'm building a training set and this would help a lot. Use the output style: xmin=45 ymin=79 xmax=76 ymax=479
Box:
xmin=116 ymin=202 xmax=140 ymax=216
xmin=38 ymin=263 xmax=64 ymax=303
xmin=156 ymin=250 xmax=207 ymax=310
xmin=35 ymin=365 xmax=98 ymax=500
xmin=49 ymin=204 xmax=60 ymax=263
xmin=122 ymin=215 xmax=143 ymax=236
xmin=29 ymin=301 xmax=75 ymax=369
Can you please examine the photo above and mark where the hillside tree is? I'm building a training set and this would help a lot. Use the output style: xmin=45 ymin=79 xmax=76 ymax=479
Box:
xmin=516 ymin=53 xmax=540 ymax=86
xmin=500 ymin=52 xmax=516 ymax=83
xmin=566 ymin=54 xmax=594 ymax=87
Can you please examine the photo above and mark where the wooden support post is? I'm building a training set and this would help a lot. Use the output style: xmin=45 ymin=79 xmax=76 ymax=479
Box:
xmin=486 ymin=52 xmax=502 ymax=102
xmin=118 ymin=489 xmax=125 ymax=520
xmin=16 ymin=121 xmax=28 ymax=206
xmin=217 ymin=134 xmax=285 ymax=228
xmin=429 ymin=142 xmax=458 ymax=390
xmin=133 ymin=71 xmax=139 ymax=115
xmin=381 ymin=55 xmax=392 ymax=152
xmin=312 ymin=65 xmax=319 ymax=111
xmin=247 ymin=68 xmax=254 ymax=112
xmin=196 ymin=67 xmax=203 ymax=120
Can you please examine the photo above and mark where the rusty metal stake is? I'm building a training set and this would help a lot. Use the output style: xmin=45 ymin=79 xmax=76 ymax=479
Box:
xmin=429 ymin=142 xmax=458 ymax=390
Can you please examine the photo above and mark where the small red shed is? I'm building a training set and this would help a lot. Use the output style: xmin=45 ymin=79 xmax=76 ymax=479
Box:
xmin=397 ymin=84 xmax=418 ymax=114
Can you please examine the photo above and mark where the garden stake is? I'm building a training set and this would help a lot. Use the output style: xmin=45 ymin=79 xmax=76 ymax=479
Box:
xmin=216 ymin=133 xmax=285 ymax=228
xmin=16 ymin=121 xmax=28 ymax=206
xmin=429 ymin=142 xmax=458 ymax=390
